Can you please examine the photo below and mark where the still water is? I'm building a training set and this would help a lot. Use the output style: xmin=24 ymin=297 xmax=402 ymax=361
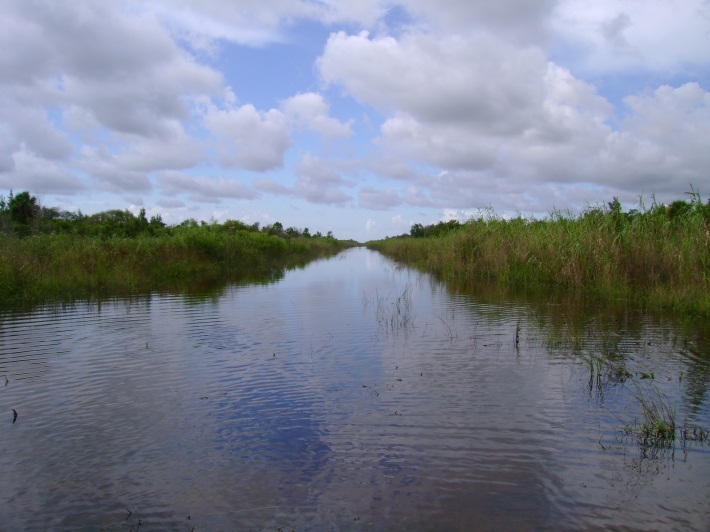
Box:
xmin=1 ymin=247 xmax=708 ymax=530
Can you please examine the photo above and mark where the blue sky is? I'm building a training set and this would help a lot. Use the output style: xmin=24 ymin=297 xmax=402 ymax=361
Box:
xmin=1 ymin=1 xmax=708 ymax=241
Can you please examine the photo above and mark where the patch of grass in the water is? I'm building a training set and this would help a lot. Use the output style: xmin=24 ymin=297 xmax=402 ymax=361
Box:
xmin=624 ymin=384 xmax=677 ymax=448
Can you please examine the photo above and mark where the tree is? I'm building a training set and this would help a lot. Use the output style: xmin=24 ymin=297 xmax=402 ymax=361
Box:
xmin=8 ymin=191 xmax=39 ymax=226
xmin=410 ymin=223 xmax=425 ymax=238
xmin=285 ymin=226 xmax=300 ymax=238
xmin=268 ymin=222 xmax=284 ymax=237
xmin=149 ymin=214 xmax=165 ymax=229
xmin=0 ymin=193 xmax=8 ymax=232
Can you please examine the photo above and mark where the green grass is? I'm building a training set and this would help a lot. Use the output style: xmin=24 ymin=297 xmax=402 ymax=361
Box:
xmin=0 ymin=227 xmax=354 ymax=308
xmin=625 ymin=385 xmax=677 ymax=447
xmin=368 ymin=192 xmax=710 ymax=316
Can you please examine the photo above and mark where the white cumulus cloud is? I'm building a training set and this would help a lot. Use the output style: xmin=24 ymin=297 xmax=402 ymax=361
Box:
xmin=204 ymin=102 xmax=293 ymax=172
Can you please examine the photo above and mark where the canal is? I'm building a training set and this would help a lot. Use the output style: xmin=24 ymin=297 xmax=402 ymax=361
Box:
xmin=0 ymin=247 xmax=708 ymax=530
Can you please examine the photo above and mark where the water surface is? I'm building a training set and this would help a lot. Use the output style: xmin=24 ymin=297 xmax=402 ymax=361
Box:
xmin=1 ymin=247 xmax=708 ymax=530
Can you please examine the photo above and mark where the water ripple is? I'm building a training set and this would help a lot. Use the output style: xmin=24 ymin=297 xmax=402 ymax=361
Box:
xmin=0 ymin=248 xmax=708 ymax=530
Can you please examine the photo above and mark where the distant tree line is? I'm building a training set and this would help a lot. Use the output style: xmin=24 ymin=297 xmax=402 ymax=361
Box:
xmin=381 ymin=219 xmax=464 ymax=240
xmin=0 ymin=190 xmax=335 ymax=240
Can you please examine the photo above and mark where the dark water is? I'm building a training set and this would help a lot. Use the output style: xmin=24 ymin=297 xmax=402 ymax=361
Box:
xmin=0 ymin=247 xmax=708 ymax=530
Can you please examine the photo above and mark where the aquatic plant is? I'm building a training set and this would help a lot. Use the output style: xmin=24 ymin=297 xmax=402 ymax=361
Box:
xmin=538 ymin=308 xmax=707 ymax=455
xmin=625 ymin=384 xmax=677 ymax=448
xmin=618 ymin=378 xmax=706 ymax=454
xmin=368 ymin=189 xmax=710 ymax=316
xmin=370 ymin=286 xmax=416 ymax=335
xmin=544 ymin=319 xmax=632 ymax=399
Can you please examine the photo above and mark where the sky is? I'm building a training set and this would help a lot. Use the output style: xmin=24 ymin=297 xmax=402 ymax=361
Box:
xmin=1 ymin=1 xmax=709 ymax=241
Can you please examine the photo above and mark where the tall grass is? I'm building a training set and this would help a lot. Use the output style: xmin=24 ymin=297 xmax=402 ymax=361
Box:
xmin=369 ymin=193 xmax=710 ymax=315
xmin=0 ymin=226 xmax=352 ymax=307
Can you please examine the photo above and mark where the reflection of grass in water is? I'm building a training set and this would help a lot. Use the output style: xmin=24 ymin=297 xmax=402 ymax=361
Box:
xmin=679 ymin=424 xmax=709 ymax=442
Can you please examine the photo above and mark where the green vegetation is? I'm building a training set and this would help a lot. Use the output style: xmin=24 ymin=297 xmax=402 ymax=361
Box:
xmin=539 ymin=311 xmax=708 ymax=453
xmin=625 ymin=384 xmax=677 ymax=448
xmin=369 ymin=190 xmax=710 ymax=316
xmin=0 ymin=190 xmax=355 ymax=307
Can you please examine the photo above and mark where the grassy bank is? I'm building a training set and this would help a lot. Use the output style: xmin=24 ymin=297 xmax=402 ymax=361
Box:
xmin=368 ymin=193 xmax=710 ymax=316
xmin=0 ymin=223 xmax=353 ymax=308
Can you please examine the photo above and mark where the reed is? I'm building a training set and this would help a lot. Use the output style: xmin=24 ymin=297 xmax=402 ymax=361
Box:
xmin=369 ymin=192 xmax=710 ymax=315
xmin=0 ymin=226 xmax=352 ymax=307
